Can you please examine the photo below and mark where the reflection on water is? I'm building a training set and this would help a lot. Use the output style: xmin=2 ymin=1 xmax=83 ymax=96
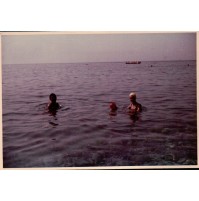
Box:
xmin=129 ymin=113 xmax=140 ymax=123
xmin=2 ymin=61 xmax=197 ymax=167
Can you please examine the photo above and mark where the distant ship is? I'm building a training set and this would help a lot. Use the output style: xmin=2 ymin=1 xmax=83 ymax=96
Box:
xmin=126 ymin=61 xmax=141 ymax=64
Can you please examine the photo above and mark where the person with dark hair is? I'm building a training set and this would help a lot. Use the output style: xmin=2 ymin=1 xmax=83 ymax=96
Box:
xmin=109 ymin=102 xmax=118 ymax=112
xmin=48 ymin=93 xmax=61 ymax=111
xmin=109 ymin=102 xmax=118 ymax=116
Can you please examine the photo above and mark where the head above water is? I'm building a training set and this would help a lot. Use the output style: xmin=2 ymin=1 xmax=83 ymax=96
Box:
xmin=110 ymin=102 xmax=118 ymax=111
xmin=49 ymin=93 xmax=57 ymax=102
xmin=129 ymin=92 xmax=136 ymax=102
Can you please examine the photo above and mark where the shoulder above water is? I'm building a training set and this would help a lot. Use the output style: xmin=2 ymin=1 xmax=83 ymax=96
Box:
xmin=48 ymin=102 xmax=61 ymax=110
xmin=128 ymin=102 xmax=142 ymax=112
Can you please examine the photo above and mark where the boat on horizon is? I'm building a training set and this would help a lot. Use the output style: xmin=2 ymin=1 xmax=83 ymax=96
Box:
xmin=126 ymin=61 xmax=141 ymax=64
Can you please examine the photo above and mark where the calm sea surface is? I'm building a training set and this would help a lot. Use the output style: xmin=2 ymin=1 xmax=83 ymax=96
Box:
xmin=2 ymin=61 xmax=197 ymax=167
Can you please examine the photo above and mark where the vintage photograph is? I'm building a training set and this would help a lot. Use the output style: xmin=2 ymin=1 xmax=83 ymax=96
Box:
xmin=1 ymin=32 xmax=197 ymax=168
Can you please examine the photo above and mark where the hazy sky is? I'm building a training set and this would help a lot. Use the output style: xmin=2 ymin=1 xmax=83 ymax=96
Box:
xmin=2 ymin=33 xmax=196 ymax=64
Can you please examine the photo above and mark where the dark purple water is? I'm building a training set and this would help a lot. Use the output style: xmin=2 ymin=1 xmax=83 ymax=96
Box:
xmin=2 ymin=61 xmax=197 ymax=167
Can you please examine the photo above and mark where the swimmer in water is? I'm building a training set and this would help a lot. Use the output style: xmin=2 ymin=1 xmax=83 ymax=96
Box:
xmin=128 ymin=92 xmax=142 ymax=113
xmin=48 ymin=93 xmax=61 ymax=111
xmin=110 ymin=102 xmax=118 ymax=112
xmin=109 ymin=102 xmax=118 ymax=116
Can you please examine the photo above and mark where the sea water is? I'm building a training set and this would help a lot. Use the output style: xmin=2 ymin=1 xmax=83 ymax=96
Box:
xmin=2 ymin=61 xmax=197 ymax=167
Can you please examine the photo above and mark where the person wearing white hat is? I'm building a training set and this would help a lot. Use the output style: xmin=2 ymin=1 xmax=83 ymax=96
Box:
xmin=128 ymin=92 xmax=142 ymax=113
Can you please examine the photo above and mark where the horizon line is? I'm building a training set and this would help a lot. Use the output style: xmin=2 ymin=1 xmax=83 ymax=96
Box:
xmin=2 ymin=59 xmax=196 ymax=65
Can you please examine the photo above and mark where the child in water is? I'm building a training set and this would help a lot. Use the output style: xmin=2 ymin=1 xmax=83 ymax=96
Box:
xmin=128 ymin=92 xmax=142 ymax=113
xmin=110 ymin=102 xmax=118 ymax=112
xmin=109 ymin=102 xmax=118 ymax=116
xmin=48 ymin=93 xmax=61 ymax=111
